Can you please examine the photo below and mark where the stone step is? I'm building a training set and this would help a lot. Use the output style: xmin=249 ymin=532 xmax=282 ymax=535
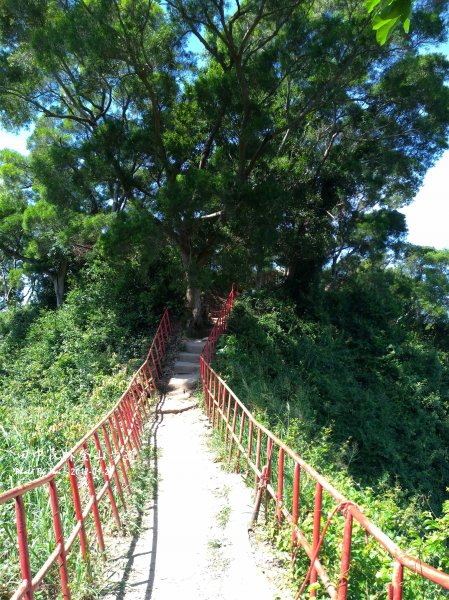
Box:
xmin=157 ymin=396 xmax=198 ymax=414
xmin=167 ymin=375 xmax=199 ymax=391
xmin=173 ymin=362 xmax=200 ymax=375
xmin=178 ymin=352 xmax=200 ymax=364
xmin=158 ymin=400 xmax=198 ymax=415
xmin=165 ymin=391 xmax=192 ymax=402
xmin=184 ymin=339 xmax=205 ymax=354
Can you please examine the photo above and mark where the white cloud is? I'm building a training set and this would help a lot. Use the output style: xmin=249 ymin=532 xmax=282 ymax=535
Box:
xmin=0 ymin=129 xmax=30 ymax=155
xmin=401 ymin=151 xmax=449 ymax=250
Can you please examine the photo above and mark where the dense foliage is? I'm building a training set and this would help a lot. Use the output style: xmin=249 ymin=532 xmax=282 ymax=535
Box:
xmin=0 ymin=0 xmax=447 ymax=324
xmin=0 ymin=254 xmax=183 ymax=598
xmin=0 ymin=254 xmax=183 ymax=490
xmin=215 ymin=278 xmax=449 ymax=507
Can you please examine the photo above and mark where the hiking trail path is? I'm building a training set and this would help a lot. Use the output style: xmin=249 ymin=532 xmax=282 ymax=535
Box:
xmin=102 ymin=337 xmax=290 ymax=600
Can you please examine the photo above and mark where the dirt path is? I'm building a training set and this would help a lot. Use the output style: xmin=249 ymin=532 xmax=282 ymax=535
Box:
xmin=101 ymin=340 xmax=282 ymax=600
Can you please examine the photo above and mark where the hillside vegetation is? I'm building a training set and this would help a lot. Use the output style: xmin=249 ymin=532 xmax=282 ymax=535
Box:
xmin=0 ymin=256 xmax=182 ymax=491
xmin=213 ymin=280 xmax=449 ymax=597
xmin=0 ymin=0 xmax=448 ymax=597
xmin=216 ymin=273 xmax=449 ymax=508
xmin=0 ymin=256 xmax=183 ymax=598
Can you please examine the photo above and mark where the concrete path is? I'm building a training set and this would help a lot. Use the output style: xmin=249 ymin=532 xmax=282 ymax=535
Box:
xmin=101 ymin=339 xmax=278 ymax=600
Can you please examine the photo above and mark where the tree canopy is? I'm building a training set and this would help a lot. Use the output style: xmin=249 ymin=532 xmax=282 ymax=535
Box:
xmin=0 ymin=0 xmax=447 ymax=322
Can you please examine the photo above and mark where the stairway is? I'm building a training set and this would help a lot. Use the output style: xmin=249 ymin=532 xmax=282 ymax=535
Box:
xmin=158 ymin=338 xmax=205 ymax=414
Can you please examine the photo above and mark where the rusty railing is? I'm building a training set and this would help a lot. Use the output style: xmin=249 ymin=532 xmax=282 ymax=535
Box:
xmin=0 ymin=309 xmax=171 ymax=600
xmin=200 ymin=288 xmax=449 ymax=599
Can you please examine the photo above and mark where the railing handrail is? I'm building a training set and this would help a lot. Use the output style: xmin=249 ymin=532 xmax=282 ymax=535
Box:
xmin=1 ymin=309 xmax=172 ymax=600
xmin=200 ymin=287 xmax=449 ymax=598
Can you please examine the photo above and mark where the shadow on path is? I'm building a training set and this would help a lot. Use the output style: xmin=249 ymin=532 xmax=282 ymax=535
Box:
xmin=104 ymin=395 xmax=165 ymax=600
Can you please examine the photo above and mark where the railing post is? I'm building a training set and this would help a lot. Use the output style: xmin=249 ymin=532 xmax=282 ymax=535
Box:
xmin=211 ymin=374 xmax=217 ymax=423
xmin=218 ymin=383 xmax=226 ymax=434
xmin=49 ymin=478 xmax=71 ymax=599
xmin=114 ymin=410 xmax=132 ymax=471
xmin=146 ymin=361 xmax=158 ymax=396
xmin=228 ymin=400 xmax=238 ymax=462
xmin=310 ymin=482 xmax=322 ymax=597
xmin=247 ymin=420 xmax=254 ymax=463
xmin=235 ymin=412 xmax=246 ymax=473
xmin=389 ymin=561 xmax=404 ymax=600
xmin=82 ymin=442 xmax=105 ymax=553
xmin=109 ymin=415 xmax=130 ymax=491
xmin=93 ymin=432 xmax=121 ymax=530
xmin=224 ymin=390 xmax=232 ymax=444
xmin=291 ymin=463 xmax=300 ymax=550
xmin=140 ymin=365 xmax=153 ymax=399
xmin=149 ymin=359 xmax=158 ymax=394
xmin=255 ymin=428 xmax=262 ymax=490
xmin=67 ymin=456 xmax=89 ymax=559
xmin=136 ymin=375 xmax=148 ymax=416
xmin=127 ymin=391 xmax=142 ymax=444
xmin=276 ymin=447 xmax=284 ymax=523
xmin=337 ymin=510 xmax=353 ymax=600
xmin=215 ymin=380 xmax=222 ymax=428
xmin=15 ymin=495 xmax=34 ymax=600
xmin=133 ymin=386 xmax=145 ymax=436
xmin=149 ymin=347 xmax=159 ymax=378
xmin=123 ymin=396 xmax=140 ymax=451
xmin=263 ymin=437 xmax=273 ymax=519
xmin=200 ymin=357 xmax=206 ymax=403
xmin=102 ymin=424 xmax=125 ymax=507
xmin=153 ymin=342 xmax=162 ymax=375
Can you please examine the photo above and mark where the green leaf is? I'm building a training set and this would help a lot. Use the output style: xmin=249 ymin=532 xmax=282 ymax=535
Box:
xmin=376 ymin=23 xmax=392 ymax=44
xmin=372 ymin=14 xmax=397 ymax=30
xmin=366 ymin=0 xmax=382 ymax=13
xmin=369 ymin=0 xmax=412 ymax=44
xmin=381 ymin=0 xmax=410 ymax=21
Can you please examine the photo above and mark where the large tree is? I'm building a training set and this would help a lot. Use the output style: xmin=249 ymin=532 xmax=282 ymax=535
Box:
xmin=0 ymin=0 xmax=447 ymax=323
xmin=0 ymin=145 xmax=103 ymax=306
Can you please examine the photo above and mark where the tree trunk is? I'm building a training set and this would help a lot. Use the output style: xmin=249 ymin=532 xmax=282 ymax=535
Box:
xmin=186 ymin=284 xmax=204 ymax=329
xmin=49 ymin=261 xmax=68 ymax=308
xmin=179 ymin=245 xmax=206 ymax=330
xmin=284 ymin=256 xmax=322 ymax=309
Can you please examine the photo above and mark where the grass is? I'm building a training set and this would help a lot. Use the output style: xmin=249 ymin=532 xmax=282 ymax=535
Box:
xmin=0 ymin=311 xmax=160 ymax=599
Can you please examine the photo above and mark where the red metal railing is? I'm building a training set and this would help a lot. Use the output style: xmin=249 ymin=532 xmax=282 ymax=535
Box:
xmin=1 ymin=310 xmax=171 ymax=600
xmin=200 ymin=289 xmax=449 ymax=599
xmin=201 ymin=283 xmax=236 ymax=364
